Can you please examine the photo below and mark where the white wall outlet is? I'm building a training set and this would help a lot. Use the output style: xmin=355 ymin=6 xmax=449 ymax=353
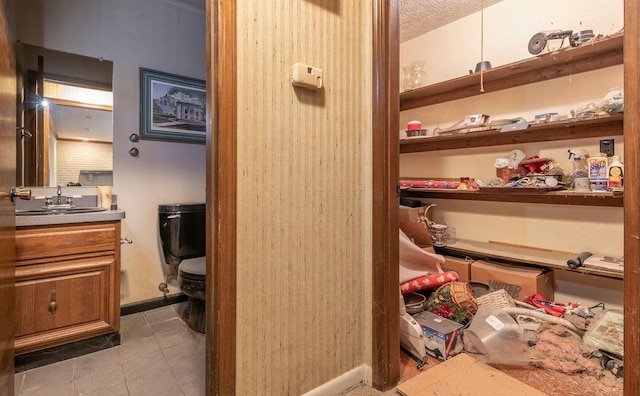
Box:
xmin=291 ymin=63 xmax=323 ymax=90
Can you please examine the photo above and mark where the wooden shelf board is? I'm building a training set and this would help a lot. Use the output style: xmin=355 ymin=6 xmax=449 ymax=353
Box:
xmin=437 ymin=239 xmax=623 ymax=280
xmin=400 ymin=114 xmax=623 ymax=153
xmin=400 ymin=33 xmax=624 ymax=110
xmin=400 ymin=188 xmax=623 ymax=207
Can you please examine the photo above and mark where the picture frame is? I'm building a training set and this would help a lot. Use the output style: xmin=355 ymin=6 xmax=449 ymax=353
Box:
xmin=139 ymin=68 xmax=206 ymax=144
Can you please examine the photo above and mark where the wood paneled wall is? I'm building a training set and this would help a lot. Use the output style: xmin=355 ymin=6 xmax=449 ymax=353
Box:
xmin=234 ymin=1 xmax=372 ymax=393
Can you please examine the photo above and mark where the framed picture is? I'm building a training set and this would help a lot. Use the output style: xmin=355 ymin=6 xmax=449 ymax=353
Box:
xmin=140 ymin=68 xmax=206 ymax=144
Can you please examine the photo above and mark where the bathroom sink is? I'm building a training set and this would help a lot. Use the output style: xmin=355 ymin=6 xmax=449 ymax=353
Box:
xmin=16 ymin=207 xmax=108 ymax=216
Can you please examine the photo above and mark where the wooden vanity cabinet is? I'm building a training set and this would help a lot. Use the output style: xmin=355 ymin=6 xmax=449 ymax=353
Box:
xmin=14 ymin=221 xmax=121 ymax=355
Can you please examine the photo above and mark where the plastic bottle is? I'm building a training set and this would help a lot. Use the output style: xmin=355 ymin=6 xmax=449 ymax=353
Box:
xmin=608 ymin=155 xmax=624 ymax=191
xmin=588 ymin=152 xmax=608 ymax=192
xmin=567 ymin=149 xmax=590 ymax=191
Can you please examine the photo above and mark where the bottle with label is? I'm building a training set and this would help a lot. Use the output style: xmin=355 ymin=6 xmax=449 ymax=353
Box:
xmin=588 ymin=152 xmax=608 ymax=192
xmin=567 ymin=149 xmax=590 ymax=191
xmin=608 ymin=155 xmax=624 ymax=191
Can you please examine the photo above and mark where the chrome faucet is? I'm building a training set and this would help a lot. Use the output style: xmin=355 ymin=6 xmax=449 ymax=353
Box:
xmin=56 ymin=185 xmax=63 ymax=205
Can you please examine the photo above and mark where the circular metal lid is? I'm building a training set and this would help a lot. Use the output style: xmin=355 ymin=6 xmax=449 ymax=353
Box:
xmin=528 ymin=32 xmax=547 ymax=55
xmin=158 ymin=203 xmax=205 ymax=213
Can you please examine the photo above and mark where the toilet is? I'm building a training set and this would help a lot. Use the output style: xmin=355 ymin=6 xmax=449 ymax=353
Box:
xmin=158 ymin=203 xmax=206 ymax=333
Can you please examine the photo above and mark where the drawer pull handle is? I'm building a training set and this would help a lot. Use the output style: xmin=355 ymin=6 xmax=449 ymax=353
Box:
xmin=48 ymin=290 xmax=57 ymax=318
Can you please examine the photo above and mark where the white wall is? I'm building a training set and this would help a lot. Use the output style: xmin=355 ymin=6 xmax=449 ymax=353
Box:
xmin=399 ymin=0 xmax=624 ymax=309
xmin=17 ymin=0 xmax=206 ymax=304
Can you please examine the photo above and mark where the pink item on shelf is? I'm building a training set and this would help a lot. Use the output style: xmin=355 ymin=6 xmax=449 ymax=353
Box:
xmin=400 ymin=271 xmax=459 ymax=294
xmin=407 ymin=120 xmax=422 ymax=131
xmin=400 ymin=180 xmax=478 ymax=190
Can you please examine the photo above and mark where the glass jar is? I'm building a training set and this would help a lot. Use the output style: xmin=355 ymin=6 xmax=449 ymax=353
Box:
xmin=401 ymin=65 xmax=415 ymax=92
xmin=411 ymin=60 xmax=427 ymax=88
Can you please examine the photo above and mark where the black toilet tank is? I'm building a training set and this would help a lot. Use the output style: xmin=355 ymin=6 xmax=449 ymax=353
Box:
xmin=158 ymin=203 xmax=206 ymax=265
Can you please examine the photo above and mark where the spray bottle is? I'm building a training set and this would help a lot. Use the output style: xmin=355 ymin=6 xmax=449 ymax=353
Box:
xmin=567 ymin=149 xmax=590 ymax=191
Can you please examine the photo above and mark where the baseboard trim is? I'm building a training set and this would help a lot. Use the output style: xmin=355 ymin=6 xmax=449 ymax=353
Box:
xmin=15 ymin=332 xmax=121 ymax=373
xmin=120 ymin=293 xmax=188 ymax=316
xmin=302 ymin=364 xmax=372 ymax=396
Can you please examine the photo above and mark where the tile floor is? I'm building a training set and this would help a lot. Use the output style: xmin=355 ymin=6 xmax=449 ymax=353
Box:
xmin=14 ymin=303 xmax=205 ymax=396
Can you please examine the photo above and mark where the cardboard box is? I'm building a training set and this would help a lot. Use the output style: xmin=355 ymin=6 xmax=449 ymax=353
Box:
xmin=441 ymin=256 xmax=472 ymax=282
xmin=399 ymin=206 xmax=432 ymax=248
xmin=396 ymin=353 xmax=546 ymax=396
xmin=413 ymin=310 xmax=463 ymax=361
xmin=471 ymin=260 xmax=554 ymax=301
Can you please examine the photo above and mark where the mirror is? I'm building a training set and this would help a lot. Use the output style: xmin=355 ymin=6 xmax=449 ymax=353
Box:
xmin=16 ymin=43 xmax=113 ymax=187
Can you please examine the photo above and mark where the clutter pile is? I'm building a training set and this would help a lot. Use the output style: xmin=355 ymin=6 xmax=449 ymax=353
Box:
xmin=401 ymin=261 xmax=624 ymax=379
xmin=398 ymin=204 xmax=624 ymax=387
xmin=399 ymin=141 xmax=624 ymax=194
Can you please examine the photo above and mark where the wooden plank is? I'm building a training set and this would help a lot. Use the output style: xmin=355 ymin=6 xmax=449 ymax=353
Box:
xmin=401 ymin=188 xmax=624 ymax=207
xmin=208 ymin=0 xmax=237 ymax=395
xmin=487 ymin=240 xmax=577 ymax=256
xmin=624 ymin=0 xmax=640 ymax=393
xmin=437 ymin=239 xmax=623 ymax=280
xmin=371 ymin=0 xmax=401 ymax=390
xmin=400 ymin=33 xmax=623 ymax=110
xmin=396 ymin=353 xmax=545 ymax=396
xmin=400 ymin=114 xmax=623 ymax=153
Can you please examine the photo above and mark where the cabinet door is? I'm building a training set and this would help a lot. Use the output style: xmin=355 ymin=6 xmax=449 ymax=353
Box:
xmin=15 ymin=257 xmax=114 ymax=354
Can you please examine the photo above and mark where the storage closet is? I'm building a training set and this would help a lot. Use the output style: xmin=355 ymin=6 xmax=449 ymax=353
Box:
xmin=398 ymin=1 xmax=624 ymax=309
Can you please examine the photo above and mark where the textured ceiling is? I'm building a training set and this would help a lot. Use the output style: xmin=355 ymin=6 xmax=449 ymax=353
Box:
xmin=170 ymin=0 xmax=503 ymax=44
xmin=400 ymin=0 xmax=504 ymax=43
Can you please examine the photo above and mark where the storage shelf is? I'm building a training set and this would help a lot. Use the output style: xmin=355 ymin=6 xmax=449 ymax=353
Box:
xmin=400 ymin=114 xmax=623 ymax=153
xmin=435 ymin=239 xmax=623 ymax=280
xmin=398 ymin=33 xmax=624 ymax=215
xmin=399 ymin=33 xmax=624 ymax=111
xmin=401 ymin=188 xmax=623 ymax=207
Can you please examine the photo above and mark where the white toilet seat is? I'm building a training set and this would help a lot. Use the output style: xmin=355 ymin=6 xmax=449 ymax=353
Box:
xmin=179 ymin=256 xmax=206 ymax=277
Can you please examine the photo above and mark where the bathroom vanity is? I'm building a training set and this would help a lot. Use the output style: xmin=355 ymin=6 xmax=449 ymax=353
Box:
xmin=14 ymin=211 xmax=125 ymax=355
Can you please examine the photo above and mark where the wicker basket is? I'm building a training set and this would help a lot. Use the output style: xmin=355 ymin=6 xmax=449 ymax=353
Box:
xmin=496 ymin=167 xmax=518 ymax=182
xmin=448 ymin=281 xmax=478 ymax=315
xmin=476 ymin=289 xmax=516 ymax=309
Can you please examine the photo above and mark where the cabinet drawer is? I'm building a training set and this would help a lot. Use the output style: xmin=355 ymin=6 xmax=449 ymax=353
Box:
xmin=15 ymin=257 xmax=112 ymax=338
xmin=16 ymin=222 xmax=117 ymax=262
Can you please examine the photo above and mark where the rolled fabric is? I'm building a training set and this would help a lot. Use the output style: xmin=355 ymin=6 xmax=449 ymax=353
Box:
xmin=567 ymin=251 xmax=593 ymax=269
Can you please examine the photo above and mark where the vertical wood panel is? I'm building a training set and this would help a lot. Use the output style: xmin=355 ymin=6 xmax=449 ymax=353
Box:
xmin=0 ymin=0 xmax=16 ymax=393
xmin=624 ymin=0 xmax=640 ymax=394
xmin=371 ymin=0 xmax=400 ymax=390
xmin=207 ymin=0 xmax=237 ymax=394
xmin=235 ymin=1 xmax=371 ymax=394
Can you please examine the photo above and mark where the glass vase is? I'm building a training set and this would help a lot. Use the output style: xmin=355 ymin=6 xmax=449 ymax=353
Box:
xmin=411 ymin=60 xmax=427 ymax=88
xmin=401 ymin=65 xmax=415 ymax=92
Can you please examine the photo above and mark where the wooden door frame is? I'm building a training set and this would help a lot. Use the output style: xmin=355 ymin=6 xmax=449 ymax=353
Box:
xmin=207 ymin=0 xmax=640 ymax=394
xmin=0 ymin=0 xmax=16 ymax=393
xmin=371 ymin=0 xmax=400 ymax=390
xmin=205 ymin=0 xmax=400 ymax=392
xmin=624 ymin=0 xmax=640 ymax=394
xmin=206 ymin=0 xmax=237 ymax=394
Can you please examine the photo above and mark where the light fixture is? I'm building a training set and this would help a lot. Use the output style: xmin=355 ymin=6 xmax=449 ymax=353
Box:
xmin=40 ymin=98 xmax=49 ymax=107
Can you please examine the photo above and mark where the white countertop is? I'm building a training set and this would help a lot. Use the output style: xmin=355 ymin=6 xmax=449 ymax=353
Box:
xmin=16 ymin=209 xmax=126 ymax=227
